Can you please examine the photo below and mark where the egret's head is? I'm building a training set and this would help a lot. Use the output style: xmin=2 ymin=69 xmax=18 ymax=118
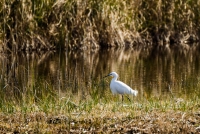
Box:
xmin=104 ymin=72 xmax=118 ymax=78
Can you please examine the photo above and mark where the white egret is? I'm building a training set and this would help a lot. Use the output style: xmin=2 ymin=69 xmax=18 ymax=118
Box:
xmin=104 ymin=72 xmax=138 ymax=101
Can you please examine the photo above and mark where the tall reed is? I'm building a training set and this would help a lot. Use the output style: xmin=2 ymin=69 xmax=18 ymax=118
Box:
xmin=0 ymin=0 xmax=200 ymax=52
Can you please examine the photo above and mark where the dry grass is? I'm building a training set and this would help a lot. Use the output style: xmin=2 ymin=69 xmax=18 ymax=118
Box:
xmin=0 ymin=0 xmax=200 ymax=52
xmin=0 ymin=109 xmax=199 ymax=133
xmin=0 ymin=94 xmax=199 ymax=133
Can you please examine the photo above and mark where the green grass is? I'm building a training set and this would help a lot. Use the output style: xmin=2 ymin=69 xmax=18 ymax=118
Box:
xmin=1 ymin=85 xmax=199 ymax=115
xmin=1 ymin=74 xmax=200 ymax=111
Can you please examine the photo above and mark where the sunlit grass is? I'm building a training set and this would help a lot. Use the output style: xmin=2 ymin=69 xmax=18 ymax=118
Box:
xmin=1 ymin=86 xmax=199 ymax=116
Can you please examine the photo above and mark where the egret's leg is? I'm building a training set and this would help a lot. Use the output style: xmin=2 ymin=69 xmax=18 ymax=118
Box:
xmin=122 ymin=95 xmax=124 ymax=102
xmin=125 ymin=95 xmax=131 ymax=102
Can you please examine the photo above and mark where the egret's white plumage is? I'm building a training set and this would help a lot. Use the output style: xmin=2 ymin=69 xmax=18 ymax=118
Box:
xmin=104 ymin=72 xmax=138 ymax=97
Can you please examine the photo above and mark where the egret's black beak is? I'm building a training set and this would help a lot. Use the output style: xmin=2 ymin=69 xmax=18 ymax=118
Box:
xmin=103 ymin=74 xmax=111 ymax=78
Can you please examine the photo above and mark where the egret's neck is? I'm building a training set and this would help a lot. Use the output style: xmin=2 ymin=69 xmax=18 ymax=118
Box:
xmin=111 ymin=76 xmax=118 ymax=81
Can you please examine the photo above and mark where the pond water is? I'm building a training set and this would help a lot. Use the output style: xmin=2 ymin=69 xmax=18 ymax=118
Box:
xmin=1 ymin=44 xmax=200 ymax=102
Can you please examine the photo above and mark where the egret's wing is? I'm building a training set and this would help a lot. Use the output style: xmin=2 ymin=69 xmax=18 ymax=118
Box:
xmin=114 ymin=81 xmax=133 ymax=94
xmin=112 ymin=81 xmax=138 ymax=96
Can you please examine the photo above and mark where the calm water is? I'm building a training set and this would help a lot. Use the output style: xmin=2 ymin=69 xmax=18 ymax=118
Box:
xmin=1 ymin=44 xmax=200 ymax=101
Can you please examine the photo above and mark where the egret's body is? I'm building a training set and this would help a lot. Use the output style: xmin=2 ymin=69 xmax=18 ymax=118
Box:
xmin=104 ymin=72 xmax=138 ymax=101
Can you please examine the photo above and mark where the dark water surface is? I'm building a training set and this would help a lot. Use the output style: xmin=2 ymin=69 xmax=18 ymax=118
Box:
xmin=1 ymin=44 xmax=200 ymax=101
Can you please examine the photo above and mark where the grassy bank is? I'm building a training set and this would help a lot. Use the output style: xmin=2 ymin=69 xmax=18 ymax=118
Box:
xmin=0 ymin=84 xmax=200 ymax=133
xmin=0 ymin=0 xmax=200 ymax=52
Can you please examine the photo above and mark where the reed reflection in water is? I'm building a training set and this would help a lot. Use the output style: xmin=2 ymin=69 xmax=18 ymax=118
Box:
xmin=1 ymin=44 xmax=200 ymax=102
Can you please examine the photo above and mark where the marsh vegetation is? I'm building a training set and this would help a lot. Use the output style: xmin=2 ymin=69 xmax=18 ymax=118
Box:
xmin=0 ymin=0 xmax=200 ymax=133
xmin=0 ymin=0 xmax=200 ymax=52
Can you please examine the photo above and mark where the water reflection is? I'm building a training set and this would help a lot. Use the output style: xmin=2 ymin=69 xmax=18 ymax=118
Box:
xmin=1 ymin=44 xmax=200 ymax=101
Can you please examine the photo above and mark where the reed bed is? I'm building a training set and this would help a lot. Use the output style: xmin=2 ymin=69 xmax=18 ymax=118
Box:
xmin=0 ymin=0 xmax=200 ymax=52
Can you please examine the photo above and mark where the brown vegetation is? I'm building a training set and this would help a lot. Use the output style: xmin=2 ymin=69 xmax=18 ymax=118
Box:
xmin=0 ymin=0 xmax=200 ymax=52
xmin=0 ymin=1 xmax=200 ymax=132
